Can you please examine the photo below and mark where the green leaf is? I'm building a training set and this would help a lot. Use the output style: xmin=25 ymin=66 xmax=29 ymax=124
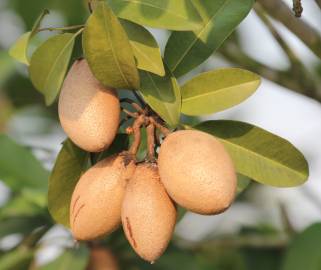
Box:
xmin=121 ymin=19 xmax=165 ymax=76
xmin=9 ymin=33 xmax=31 ymax=65
xmin=48 ymin=140 xmax=89 ymax=227
xmin=165 ymin=0 xmax=254 ymax=77
xmin=237 ymin=174 xmax=251 ymax=195
xmin=9 ymin=9 xmax=49 ymax=65
xmin=282 ymin=223 xmax=321 ymax=270
xmin=106 ymin=0 xmax=203 ymax=31
xmin=83 ymin=1 xmax=139 ymax=89
xmin=195 ymin=120 xmax=309 ymax=187
xmin=139 ymin=68 xmax=181 ymax=127
xmin=39 ymin=247 xmax=89 ymax=270
xmin=0 ymin=134 xmax=48 ymax=191
xmin=0 ymin=248 xmax=34 ymax=270
xmin=29 ymin=31 xmax=81 ymax=105
xmin=181 ymin=68 xmax=261 ymax=115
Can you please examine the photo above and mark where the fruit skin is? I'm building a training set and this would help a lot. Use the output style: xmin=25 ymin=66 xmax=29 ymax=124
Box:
xmin=122 ymin=163 xmax=176 ymax=263
xmin=58 ymin=59 xmax=120 ymax=152
xmin=70 ymin=153 xmax=135 ymax=241
xmin=87 ymin=247 xmax=119 ymax=270
xmin=158 ymin=130 xmax=237 ymax=215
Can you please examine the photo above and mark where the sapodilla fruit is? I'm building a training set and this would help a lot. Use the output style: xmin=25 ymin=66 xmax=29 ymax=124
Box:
xmin=58 ymin=59 xmax=120 ymax=152
xmin=87 ymin=247 xmax=119 ymax=270
xmin=70 ymin=153 xmax=135 ymax=241
xmin=158 ymin=130 xmax=237 ymax=215
xmin=122 ymin=163 xmax=176 ymax=263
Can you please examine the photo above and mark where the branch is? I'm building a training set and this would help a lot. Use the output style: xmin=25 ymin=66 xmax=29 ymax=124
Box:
xmin=179 ymin=234 xmax=289 ymax=250
xmin=149 ymin=117 xmax=171 ymax=137
xmin=219 ymin=42 xmax=321 ymax=102
xmin=37 ymin=25 xmax=84 ymax=33
xmin=316 ymin=0 xmax=321 ymax=9
xmin=258 ymin=0 xmax=321 ymax=59
xmin=254 ymin=4 xmax=301 ymax=68
xmin=292 ymin=0 xmax=303 ymax=17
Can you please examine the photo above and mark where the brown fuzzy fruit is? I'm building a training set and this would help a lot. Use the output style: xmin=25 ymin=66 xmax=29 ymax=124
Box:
xmin=70 ymin=153 xmax=135 ymax=241
xmin=122 ymin=163 xmax=176 ymax=263
xmin=58 ymin=59 xmax=120 ymax=152
xmin=87 ymin=247 xmax=119 ymax=270
xmin=158 ymin=130 xmax=237 ymax=215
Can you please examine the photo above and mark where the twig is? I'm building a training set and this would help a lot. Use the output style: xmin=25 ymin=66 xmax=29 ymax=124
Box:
xmin=149 ymin=117 xmax=171 ymax=137
xmin=315 ymin=0 xmax=321 ymax=9
xmin=88 ymin=0 xmax=93 ymax=13
xmin=254 ymin=4 xmax=302 ymax=67
xmin=219 ymin=42 xmax=321 ymax=102
xmin=146 ymin=123 xmax=156 ymax=162
xmin=258 ymin=0 xmax=321 ymax=59
xmin=129 ymin=115 xmax=146 ymax=155
xmin=182 ymin=234 xmax=289 ymax=250
xmin=292 ymin=0 xmax=303 ymax=17
xmin=120 ymin=98 xmax=145 ymax=114
xmin=37 ymin=25 xmax=85 ymax=33
xmin=122 ymin=108 xmax=139 ymax=119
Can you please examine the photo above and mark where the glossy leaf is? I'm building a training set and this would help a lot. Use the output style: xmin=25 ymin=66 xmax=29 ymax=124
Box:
xmin=9 ymin=9 xmax=49 ymax=65
xmin=165 ymin=0 xmax=254 ymax=77
xmin=83 ymin=1 xmax=139 ymax=89
xmin=39 ymin=247 xmax=89 ymax=270
xmin=195 ymin=120 xmax=309 ymax=187
xmin=29 ymin=31 xmax=80 ymax=105
xmin=282 ymin=223 xmax=321 ymax=270
xmin=0 ymin=134 xmax=48 ymax=191
xmin=121 ymin=19 xmax=165 ymax=76
xmin=9 ymin=33 xmax=31 ymax=65
xmin=48 ymin=140 xmax=89 ymax=227
xmin=106 ymin=0 xmax=203 ymax=31
xmin=0 ymin=248 xmax=34 ymax=270
xmin=237 ymin=174 xmax=251 ymax=194
xmin=139 ymin=68 xmax=181 ymax=127
xmin=181 ymin=68 xmax=261 ymax=115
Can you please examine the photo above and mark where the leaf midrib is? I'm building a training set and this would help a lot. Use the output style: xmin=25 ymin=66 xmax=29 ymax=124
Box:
xmin=132 ymin=42 xmax=163 ymax=74
xmin=182 ymin=80 xmax=258 ymax=102
xmin=42 ymin=34 xmax=74 ymax=95
xmin=117 ymin=0 xmax=193 ymax=21
xmin=146 ymin=72 xmax=176 ymax=124
xmin=102 ymin=4 xmax=129 ymax=86
xmin=171 ymin=0 xmax=232 ymax=72
xmin=219 ymin=136 xmax=307 ymax=180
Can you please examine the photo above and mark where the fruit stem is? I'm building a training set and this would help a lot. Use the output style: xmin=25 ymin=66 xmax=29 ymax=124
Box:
xmin=146 ymin=122 xmax=156 ymax=162
xmin=122 ymin=108 xmax=139 ymax=119
xmin=88 ymin=0 xmax=93 ymax=13
xmin=149 ymin=117 xmax=171 ymax=137
xmin=120 ymin=98 xmax=145 ymax=114
xmin=133 ymin=91 xmax=146 ymax=108
xmin=37 ymin=25 xmax=85 ymax=33
xmin=129 ymin=115 xmax=146 ymax=155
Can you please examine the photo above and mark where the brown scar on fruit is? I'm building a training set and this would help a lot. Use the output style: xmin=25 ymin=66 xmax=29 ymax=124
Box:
xmin=126 ymin=217 xmax=137 ymax=248
xmin=73 ymin=203 xmax=85 ymax=225
xmin=71 ymin=195 xmax=80 ymax=215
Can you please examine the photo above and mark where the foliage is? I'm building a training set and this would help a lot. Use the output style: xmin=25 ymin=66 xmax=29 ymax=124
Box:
xmin=0 ymin=0 xmax=317 ymax=268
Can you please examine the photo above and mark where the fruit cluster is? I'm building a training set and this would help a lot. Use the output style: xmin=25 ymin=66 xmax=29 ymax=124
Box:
xmin=59 ymin=59 xmax=237 ymax=263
